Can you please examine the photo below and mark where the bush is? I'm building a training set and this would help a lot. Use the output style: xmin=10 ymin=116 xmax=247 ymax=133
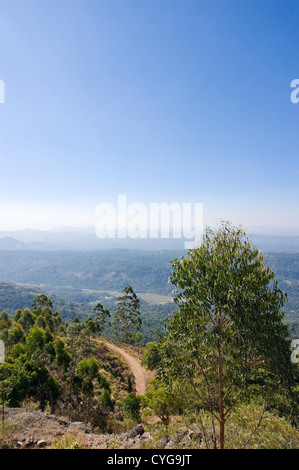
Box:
xmin=141 ymin=342 xmax=160 ymax=370
xmin=226 ymin=403 xmax=299 ymax=449
xmin=52 ymin=431 xmax=85 ymax=449
xmin=122 ymin=393 xmax=141 ymax=422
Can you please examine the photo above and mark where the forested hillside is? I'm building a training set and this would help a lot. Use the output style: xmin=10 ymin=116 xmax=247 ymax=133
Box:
xmin=0 ymin=281 xmax=91 ymax=321
xmin=0 ymin=249 xmax=298 ymax=337
xmin=0 ymin=249 xmax=179 ymax=294
xmin=0 ymin=281 xmax=174 ymax=344
xmin=0 ymin=298 xmax=136 ymax=433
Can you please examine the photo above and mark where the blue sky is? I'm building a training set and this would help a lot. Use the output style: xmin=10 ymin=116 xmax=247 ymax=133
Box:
xmin=0 ymin=0 xmax=298 ymax=231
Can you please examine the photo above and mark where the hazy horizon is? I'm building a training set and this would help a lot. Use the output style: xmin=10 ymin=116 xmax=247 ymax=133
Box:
xmin=1 ymin=223 xmax=299 ymax=237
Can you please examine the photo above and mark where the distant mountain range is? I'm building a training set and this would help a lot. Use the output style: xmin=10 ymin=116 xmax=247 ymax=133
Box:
xmin=0 ymin=226 xmax=299 ymax=252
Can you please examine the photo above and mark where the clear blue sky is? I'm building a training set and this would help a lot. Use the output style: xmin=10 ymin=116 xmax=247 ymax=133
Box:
xmin=0 ymin=0 xmax=298 ymax=231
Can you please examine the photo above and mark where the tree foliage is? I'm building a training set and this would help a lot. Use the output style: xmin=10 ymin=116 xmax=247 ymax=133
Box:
xmin=159 ymin=222 xmax=297 ymax=448
xmin=0 ymin=297 xmax=118 ymax=428
xmin=122 ymin=392 xmax=141 ymax=422
xmin=112 ymin=285 xmax=142 ymax=345
xmin=141 ymin=342 xmax=160 ymax=370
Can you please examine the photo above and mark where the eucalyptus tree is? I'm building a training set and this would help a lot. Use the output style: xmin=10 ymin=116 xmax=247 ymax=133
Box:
xmin=112 ymin=285 xmax=142 ymax=345
xmin=31 ymin=294 xmax=53 ymax=309
xmin=92 ymin=302 xmax=110 ymax=335
xmin=159 ymin=222 xmax=296 ymax=448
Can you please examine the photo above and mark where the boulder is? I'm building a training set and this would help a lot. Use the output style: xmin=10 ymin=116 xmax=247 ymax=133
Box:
xmin=124 ymin=424 xmax=144 ymax=440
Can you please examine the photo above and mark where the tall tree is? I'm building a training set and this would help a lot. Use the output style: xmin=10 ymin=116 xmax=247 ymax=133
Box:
xmin=112 ymin=285 xmax=142 ymax=345
xmin=92 ymin=303 xmax=110 ymax=335
xmin=31 ymin=294 xmax=53 ymax=309
xmin=159 ymin=222 xmax=296 ymax=449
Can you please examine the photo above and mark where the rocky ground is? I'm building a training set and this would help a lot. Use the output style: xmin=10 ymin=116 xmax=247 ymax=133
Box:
xmin=1 ymin=407 xmax=203 ymax=449
xmin=1 ymin=407 xmax=152 ymax=449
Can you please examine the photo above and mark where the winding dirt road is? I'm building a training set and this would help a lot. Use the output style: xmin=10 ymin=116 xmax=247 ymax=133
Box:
xmin=102 ymin=340 xmax=155 ymax=395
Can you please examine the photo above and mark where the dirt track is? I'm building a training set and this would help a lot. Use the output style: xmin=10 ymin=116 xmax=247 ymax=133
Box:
xmin=101 ymin=340 xmax=155 ymax=395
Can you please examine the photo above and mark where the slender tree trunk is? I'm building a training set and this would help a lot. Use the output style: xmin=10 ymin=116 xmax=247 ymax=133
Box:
xmin=219 ymin=399 xmax=225 ymax=449
xmin=218 ymin=356 xmax=225 ymax=449
xmin=218 ymin=312 xmax=225 ymax=449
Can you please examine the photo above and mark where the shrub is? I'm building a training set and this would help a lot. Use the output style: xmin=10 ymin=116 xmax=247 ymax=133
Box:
xmin=122 ymin=393 xmax=141 ymax=422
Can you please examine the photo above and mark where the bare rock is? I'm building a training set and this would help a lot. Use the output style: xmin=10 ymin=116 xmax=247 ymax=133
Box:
xmin=124 ymin=424 xmax=144 ymax=440
xmin=36 ymin=440 xmax=47 ymax=448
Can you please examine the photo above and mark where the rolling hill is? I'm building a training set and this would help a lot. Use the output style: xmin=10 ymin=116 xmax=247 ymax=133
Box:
xmin=0 ymin=249 xmax=298 ymax=338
